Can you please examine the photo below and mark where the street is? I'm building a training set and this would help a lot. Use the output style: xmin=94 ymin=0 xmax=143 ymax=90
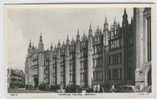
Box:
xmin=8 ymin=88 xmax=55 ymax=93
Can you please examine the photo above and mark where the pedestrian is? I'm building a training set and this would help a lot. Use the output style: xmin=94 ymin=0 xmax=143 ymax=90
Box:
xmin=110 ymin=84 xmax=116 ymax=92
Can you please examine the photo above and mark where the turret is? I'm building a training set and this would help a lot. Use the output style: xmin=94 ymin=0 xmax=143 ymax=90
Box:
xmin=88 ymin=24 xmax=92 ymax=37
xmin=87 ymin=25 xmax=94 ymax=88
xmin=95 ymin=25 xmax=101 ymax=36
xmin=75 ymin=29 xmax=81 ymax=86
xmin=103 ymin=17 xmax=109 ymax=32
xmin=57 ymin=40 xmax=61 ymax=48
xmin=122 ymin=8 xmax=128 ymax=27
xmin=103 ymin=17 xmax=109 ymax=46
xmin=38 ymin=33 xmax=44 ymax=52
xmin=76 ymin=29 xmax=80 ymax=42
xmin=111 ymin=18 xmax=118 ymax=31
xmin=66 ymin=35 xmax=70 ymax=45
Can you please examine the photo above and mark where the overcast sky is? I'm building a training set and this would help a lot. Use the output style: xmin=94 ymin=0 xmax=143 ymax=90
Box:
xmin=5 ymin=5 xmax=133 ymax=70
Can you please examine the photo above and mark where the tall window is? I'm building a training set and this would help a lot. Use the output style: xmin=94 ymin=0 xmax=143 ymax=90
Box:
xmin=108 ymin=70 xmax=111 ymax=80
xmin=112 ymin=69 xmax=119 ymax=80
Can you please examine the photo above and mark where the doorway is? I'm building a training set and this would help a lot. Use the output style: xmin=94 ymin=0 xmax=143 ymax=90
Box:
xmin=34 ymin=75 xmax=38 ymax=88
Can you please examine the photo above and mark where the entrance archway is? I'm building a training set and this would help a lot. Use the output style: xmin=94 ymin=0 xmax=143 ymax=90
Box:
xmin=34 ymin=75 xmax=38 ymax=88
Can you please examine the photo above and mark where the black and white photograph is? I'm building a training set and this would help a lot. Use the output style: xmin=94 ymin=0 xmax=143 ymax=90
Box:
xmin=4 ymin=4 xmax=153 ymax=94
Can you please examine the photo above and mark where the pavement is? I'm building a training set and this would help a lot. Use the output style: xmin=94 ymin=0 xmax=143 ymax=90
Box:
xmin=8 ymin=88 xmax=55 ymax=93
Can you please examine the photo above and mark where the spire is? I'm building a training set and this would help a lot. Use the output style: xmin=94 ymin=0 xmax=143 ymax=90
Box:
xmin=40 ymin=33 xmax=43 ymax=42
xmin=66 ymin=35 xmax=70 ymax=44
xmin=89 ymin=24 xmax=92 ymax=29
xmin=38 ymin=33 xmax=44 ymax=51
xmin=123 ymin=8 xmax=128 ymax=19
xmin=124 ymin=8 xmax=127 ymax=16
xmin=113 ymin=17 xmax=119 ymax=30
xmin=76 ymin=29 xmax=80 ymax=41
xmin=103 ymin=17 xmax=108 ymax=32
xmin=88 ymin=24 xmax=92 ymax=36
xmin=122 ymin=8 xmax=128 ymax=27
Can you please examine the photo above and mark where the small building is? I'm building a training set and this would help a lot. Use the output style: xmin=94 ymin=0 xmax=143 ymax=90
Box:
xmin=8 ymin=68 xmax=25 ymax=89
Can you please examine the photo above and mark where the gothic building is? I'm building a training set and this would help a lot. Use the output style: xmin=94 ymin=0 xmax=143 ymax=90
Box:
xmin=25 ymin=8 xmax=151 ymax=90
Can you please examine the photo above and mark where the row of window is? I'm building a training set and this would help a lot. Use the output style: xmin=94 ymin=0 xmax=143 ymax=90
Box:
xmin=80 ymin=42 xmax=88 ymax=48
xmin=109 ymin=29 xmax=121 ymax=39
xmin=80 ymin=52 xmax=88 ymax=58
xmin=88 ymin=69 xmax=122 ymax=81
xmin=93 ymin=71 xmax=103 ymax=81
xmin=108 ymin=53 xmax=122 ymax=65
xmin=80 ymin=72 xmax=87 ymax=81
xmin=93 ymin=46 xmax=103 ymax=54
xmin=110 ymin=39 xmax=121 ymax=50
xmin=93 ymin=57 xmax=102 ymax=67
xmin=69 ymin=73 xmax=74 ymax=82
xmin=93 ymin=36 xmax=103 ymax=43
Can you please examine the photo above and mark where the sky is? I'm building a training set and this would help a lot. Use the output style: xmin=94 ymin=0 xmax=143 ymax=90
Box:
xmin=5 ymin=5 xmax=133 ymax=70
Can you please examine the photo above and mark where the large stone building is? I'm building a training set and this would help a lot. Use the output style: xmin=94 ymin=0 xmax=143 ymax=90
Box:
xmin=25 ymin=8 xmax=151 ymax=90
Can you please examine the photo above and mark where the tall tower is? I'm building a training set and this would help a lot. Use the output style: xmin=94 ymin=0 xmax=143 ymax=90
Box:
xmin=103 ymin=17 xmax=109 ymax=46
xmin=122 ymin=8 xmax=129 ymax=83
xmin=38 ymin=33 xmax=45 ymax=85
xmin=122 ymin=8 xmax=128 ymax=27
xmin=25 ymin=40 xmax=32 ymax=86
xmin=57 ymin=40 xmax=61 ymax=85
xmin=103 ymin=17 xmax=109 ymax=84
xmin=75 ymin=29 xmax=81 ymax=86
xmin=65 ymin=35 xmax=70 ymax=86
xmin=88 ymin=24 xmax=93 ymax=88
